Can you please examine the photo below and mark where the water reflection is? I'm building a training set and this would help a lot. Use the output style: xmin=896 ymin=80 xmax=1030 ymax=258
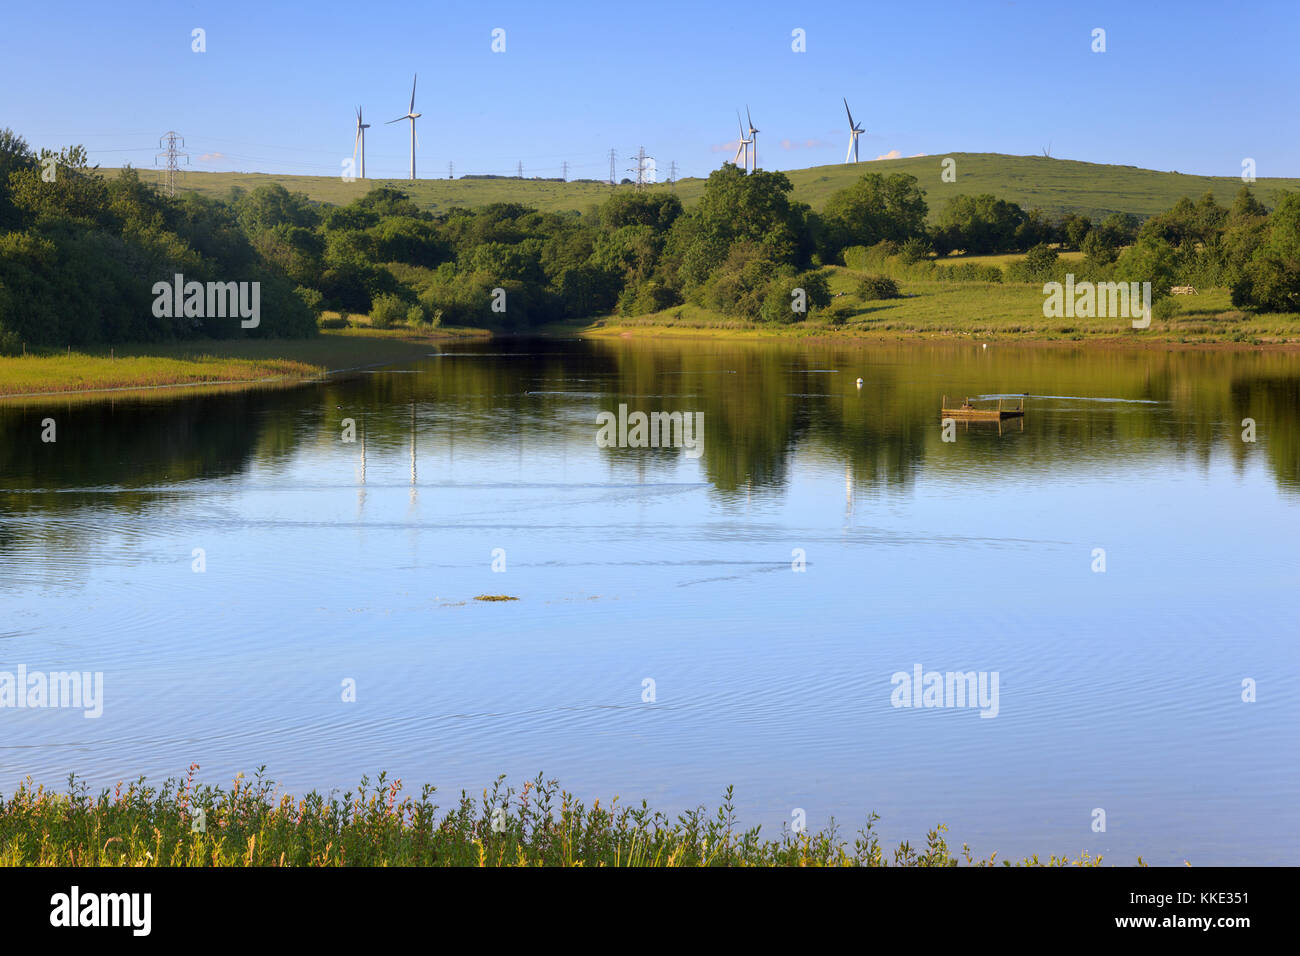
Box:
xmin=3 ymin=338 xmax=1297 ymax=507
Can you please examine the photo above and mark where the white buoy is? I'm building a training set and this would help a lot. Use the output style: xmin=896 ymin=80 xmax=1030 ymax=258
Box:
xmin=982 ymin=343 xmax=988 ymax=350
xmin=855 ymin=378 xmax=863 ymax=388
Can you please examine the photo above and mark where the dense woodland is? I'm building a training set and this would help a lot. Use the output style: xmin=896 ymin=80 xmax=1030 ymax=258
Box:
xmin=1 ymin=126 xmax=1297 ymax=352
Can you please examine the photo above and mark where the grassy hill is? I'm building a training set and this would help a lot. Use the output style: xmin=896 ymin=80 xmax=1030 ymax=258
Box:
xmin=102 ymin=152 xmax=1300 ymax=222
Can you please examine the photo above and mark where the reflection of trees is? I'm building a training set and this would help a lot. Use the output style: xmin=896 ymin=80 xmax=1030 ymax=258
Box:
xmin=3 ymin=339 xmax=1298 ymax=561
xmin=588 ymin=339 xmax=1300 ymax=497
xmin=1230 ymin=375 xmax=1300 ymax=487
xmin=0 ymin=388 xmax=306 ymax=495
xmin=0 ymin=388 xmax=309 ymax=571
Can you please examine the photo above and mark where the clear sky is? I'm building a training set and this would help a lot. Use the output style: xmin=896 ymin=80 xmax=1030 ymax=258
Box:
xmin=2 ymin=0 xmax=1297 ymax=183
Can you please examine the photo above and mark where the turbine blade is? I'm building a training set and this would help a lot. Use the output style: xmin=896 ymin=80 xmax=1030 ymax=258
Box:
xmin=747 ymin=106 xmax=754 ymax=130
xmin=386 ymin=116 xmax=405 ymax=124
xmin=844 ymin=98 xmax=855 ymax=130
xmin=410 ymin=74 xmax=417 ymax=112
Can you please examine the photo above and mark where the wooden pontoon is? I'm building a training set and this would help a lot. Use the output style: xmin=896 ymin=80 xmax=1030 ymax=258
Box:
xmin=940 ymin=395 xmax=1025 ymax=420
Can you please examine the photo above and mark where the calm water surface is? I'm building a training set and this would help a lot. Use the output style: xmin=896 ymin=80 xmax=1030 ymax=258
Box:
xmin=2 ymin=337 xmax=1298 ymax=864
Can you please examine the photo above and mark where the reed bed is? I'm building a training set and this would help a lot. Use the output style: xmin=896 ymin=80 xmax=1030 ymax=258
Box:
xmin=0 ymin=767 xmax=1119 ymax=867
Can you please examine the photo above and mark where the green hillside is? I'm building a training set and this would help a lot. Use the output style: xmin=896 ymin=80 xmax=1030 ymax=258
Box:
xmin=102 ymin=152 xmax=1300 ymax=221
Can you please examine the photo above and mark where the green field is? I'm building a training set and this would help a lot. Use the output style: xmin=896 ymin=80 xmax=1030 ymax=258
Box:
xmin=102 ymin=153 xmax=1300 ymax=221
xmin=583 ymin=264 xmax=1300 ymax=346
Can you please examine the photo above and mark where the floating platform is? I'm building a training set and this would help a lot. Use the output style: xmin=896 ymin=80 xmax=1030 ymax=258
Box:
xmin=941 ymin=395 xmax=1025 ymax=420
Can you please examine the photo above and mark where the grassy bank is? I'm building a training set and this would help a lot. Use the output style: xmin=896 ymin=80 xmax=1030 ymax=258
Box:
xmin=0 ymin=326 xmax=486 ymax=400
xmin=578 ymin=264 xmax=1300 ymax=348
xmin=0 ymin=769 xmax=1125 ymax=867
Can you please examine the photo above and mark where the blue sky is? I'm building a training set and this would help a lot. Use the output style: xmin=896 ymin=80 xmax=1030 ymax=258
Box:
xmin=2 ymin=0 xmax=1297 ymax=183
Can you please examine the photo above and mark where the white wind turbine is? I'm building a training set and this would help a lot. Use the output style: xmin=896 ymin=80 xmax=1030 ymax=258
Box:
xmin=732 ymin=112 xmax=752 ymax=171
xmin=387 ymin=74 xmax=421 ymax=180
xmin=745 ymin=106 xmax=759 ymax=172
xmin=353 ymin=106 xmax=370 ymax=179
xmin=844 ymin=98 xmax=864 ymax=163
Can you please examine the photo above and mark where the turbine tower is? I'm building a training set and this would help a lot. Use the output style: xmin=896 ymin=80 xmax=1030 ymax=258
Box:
xmin=353 ymin=107 xmax=370 ymax=179
xmin=745 ymin=106 xmax=759 ymax=172
xmin=732 ymin=112 xmax=752 ymax=171
xmin=843 ymin=98 xmax=864 ymax=163
xmin=387 ymin=74 xmax=421 ymax=180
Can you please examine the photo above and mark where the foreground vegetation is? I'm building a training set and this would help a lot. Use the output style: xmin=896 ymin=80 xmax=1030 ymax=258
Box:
xmin=0 ymin=768 xmax=1121 ymax=867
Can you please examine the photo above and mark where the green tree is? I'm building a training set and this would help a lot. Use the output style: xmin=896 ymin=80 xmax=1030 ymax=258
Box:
xmin=1232 ymin=193 xmax=1300 ymax=312
xmin=819 ymin=173 xmax=928 ymax=262
xmin=932 ymin=194 xmax=1026 ymax=254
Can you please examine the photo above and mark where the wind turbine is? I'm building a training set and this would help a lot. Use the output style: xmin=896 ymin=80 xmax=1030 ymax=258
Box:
xmin=732 ymin=112 xmax=752 ymax=172
xmin=387 ymin=74 xmax=421 ymax=180
xmin=843 ymin=98 xmax=864 ymax=163
xmin=353 ymin=107 xmax=369 ymax=179
xmin=745 ymin=106 xmax=759 ymax=172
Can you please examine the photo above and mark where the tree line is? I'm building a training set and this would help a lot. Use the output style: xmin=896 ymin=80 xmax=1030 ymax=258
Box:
xmin=2 ymin=126 xmax=1297 ymax=352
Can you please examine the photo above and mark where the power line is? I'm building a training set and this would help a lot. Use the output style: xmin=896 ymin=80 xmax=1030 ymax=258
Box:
xmin=154 ymin=131 xmax=189 ymax=197
xmin=627 ymin=146 xmax=654 ymax=189
xmin=88 ymin=130 xmax=655 ymax=183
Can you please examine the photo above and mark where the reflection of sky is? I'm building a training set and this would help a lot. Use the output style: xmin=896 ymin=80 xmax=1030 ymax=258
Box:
xmin=1 ymin=358 xmax=1298 ymax=866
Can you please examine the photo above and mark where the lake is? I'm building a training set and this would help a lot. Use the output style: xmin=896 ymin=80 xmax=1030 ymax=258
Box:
xmin=2 ymin=336 xmax=1298 ymax=864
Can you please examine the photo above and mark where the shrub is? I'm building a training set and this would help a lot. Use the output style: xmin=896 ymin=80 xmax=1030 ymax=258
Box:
xmin=1005 ymin=243 xmax=1059 ymax=282
xmin=620 ymin=278 xmax=679 ymax=316
xmin=933 ymin=263 xmax=1003 ymax=283
xmin=294 ymin=285 xmax=324 ymax=317
xmin=898 ymin=237 xmax=933 ymax=265
xmin=857 ymin=275 xmax=901 ymax=300
xmin=759 ymin=269 xmax=831 ymax=323
xmin=842 ymin=245 xmax=871 ymax=270
xmin=369 ymin=293 xmax=408 ymax=329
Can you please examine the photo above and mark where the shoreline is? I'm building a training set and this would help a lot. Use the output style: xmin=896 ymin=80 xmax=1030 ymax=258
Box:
xmin=571 ymin=320 xmax=1300 ymax=353
xmin=5 ymin=311 xmax=1299 ymax=403
xmin=0 ymin=326 xmax=488 ymax=402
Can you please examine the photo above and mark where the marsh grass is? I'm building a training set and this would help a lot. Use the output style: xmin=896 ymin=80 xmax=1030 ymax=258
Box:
xmin=0 ymin=768 xmax=1124 ymax=867
xmin=0 ymin=327 xmax=486 ymax=399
